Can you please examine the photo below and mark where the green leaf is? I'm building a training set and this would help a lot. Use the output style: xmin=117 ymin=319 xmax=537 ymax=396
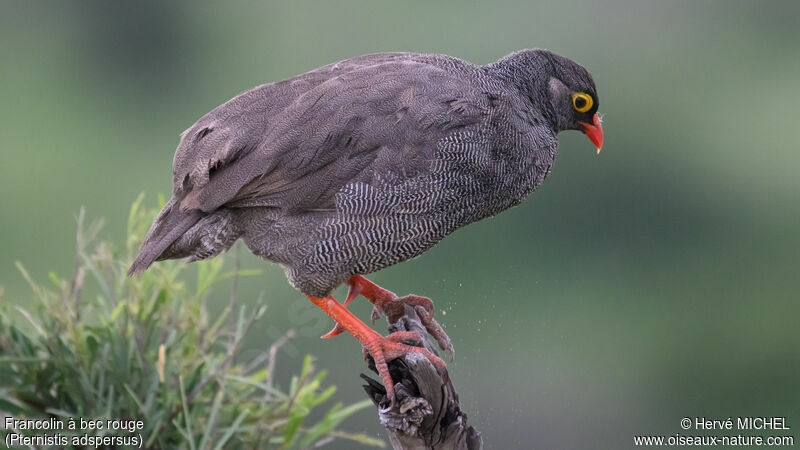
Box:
xmin=300 ymin=399 xmax=375 ymax=448
xmin=213 ymin=408 xmax=249 ymax=450
xmin=179 ymin=375 xmax=197 ymax=450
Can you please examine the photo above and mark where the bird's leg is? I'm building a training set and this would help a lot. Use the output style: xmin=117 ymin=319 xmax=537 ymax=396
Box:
xmin=307 ymin=295 xmax=446 ymax=404
xmin=321 ymin=275 xmax=454 ymax=360
xmin=319 ymin=280 xmax=362 ymax=339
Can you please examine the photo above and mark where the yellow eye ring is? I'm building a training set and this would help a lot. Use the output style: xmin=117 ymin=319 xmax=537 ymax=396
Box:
xmin=572 ymin=93 xmax=593 ymax=113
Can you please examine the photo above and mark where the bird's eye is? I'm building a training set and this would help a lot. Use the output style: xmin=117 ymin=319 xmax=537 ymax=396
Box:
xmin=571 ymin=93 xmax=593 ymax=113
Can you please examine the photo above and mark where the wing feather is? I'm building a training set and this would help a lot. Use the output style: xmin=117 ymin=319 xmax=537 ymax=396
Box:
xmin=172 ymin=54 xmax=494 ymax=214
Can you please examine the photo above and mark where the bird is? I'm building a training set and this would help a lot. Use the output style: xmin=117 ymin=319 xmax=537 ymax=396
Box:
xmin=129 ymin=49 xmax=602 ymax=403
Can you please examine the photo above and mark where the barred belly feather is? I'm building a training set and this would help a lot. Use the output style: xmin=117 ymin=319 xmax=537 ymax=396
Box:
xmin=291 ymin=125 xmax=552 ymax=297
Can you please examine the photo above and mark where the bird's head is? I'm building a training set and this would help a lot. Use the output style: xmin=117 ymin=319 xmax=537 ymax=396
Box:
xmin=492 ymin=49 xmax=604 ymax=153
xmin=542 ymin=51 xmax=603 ymax=153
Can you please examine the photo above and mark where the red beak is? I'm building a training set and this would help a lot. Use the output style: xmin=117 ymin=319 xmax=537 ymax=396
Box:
xmin=578 ymin=112 xmax=603 ymax=154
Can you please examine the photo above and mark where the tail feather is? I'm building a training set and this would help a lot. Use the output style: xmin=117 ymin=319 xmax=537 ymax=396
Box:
xmin=128 ymin=198 xmax=202 ymax=276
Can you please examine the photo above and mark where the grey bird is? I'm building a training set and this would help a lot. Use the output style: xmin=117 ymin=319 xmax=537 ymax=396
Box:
xmin=129 ymin=49 xmax=603 ymax=402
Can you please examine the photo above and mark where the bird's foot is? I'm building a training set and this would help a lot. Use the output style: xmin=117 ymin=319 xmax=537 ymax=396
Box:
xmin=308 ymin=295 xmax=446 ymax=406
xmin=362 ymin=331 xmax=447 ymax=405
xmin=321 ymin=275 xmax=454 ymax=360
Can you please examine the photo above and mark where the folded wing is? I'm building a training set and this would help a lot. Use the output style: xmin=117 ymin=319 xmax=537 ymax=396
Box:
xmin=130 ymin=54 xmax=494 ymax=274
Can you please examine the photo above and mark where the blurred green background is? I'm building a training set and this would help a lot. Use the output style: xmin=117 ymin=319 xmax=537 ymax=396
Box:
xmin=2 ymin=1 xmax=798 ymax=448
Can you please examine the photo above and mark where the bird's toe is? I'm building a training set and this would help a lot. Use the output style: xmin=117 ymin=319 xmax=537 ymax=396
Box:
xmin=363 ymin=331 xmax=448 ymax=406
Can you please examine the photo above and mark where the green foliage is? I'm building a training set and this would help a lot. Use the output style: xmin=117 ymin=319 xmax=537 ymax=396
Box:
xmin=0 ymin=195 xmax=382 ymax=449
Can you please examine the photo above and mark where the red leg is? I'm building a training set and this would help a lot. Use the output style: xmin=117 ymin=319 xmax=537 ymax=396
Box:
xmin=321 ymin=275 xmax=454 ymax=358
xmin=308 ymin=295 xmax=445 ymax=403
xmin=319 ymin=284 xmax=361 ymax=339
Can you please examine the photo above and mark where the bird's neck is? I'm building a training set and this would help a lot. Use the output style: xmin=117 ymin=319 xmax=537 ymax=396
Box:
xmin=485 ymin=51 xmax=558 ymax=132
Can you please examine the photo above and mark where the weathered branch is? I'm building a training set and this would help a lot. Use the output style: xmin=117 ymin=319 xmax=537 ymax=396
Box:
xmin=361 ymin=305 xmax=482 ymax=450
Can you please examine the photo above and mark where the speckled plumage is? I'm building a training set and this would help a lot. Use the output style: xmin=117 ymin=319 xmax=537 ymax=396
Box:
xmin=130 ymin=49 xmax=599 ymax=297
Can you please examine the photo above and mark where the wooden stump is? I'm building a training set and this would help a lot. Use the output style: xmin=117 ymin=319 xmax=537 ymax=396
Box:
xmin=361 ymin=304 xmax=483 ymax=450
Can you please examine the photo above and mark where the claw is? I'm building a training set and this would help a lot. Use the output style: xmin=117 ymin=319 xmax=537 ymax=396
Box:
xmin=320 ymin=323 xmax=345 ymax=339
xmin=414 ymin=305 xmax=455 ymax=361
xmin=344 ymin=282 xmax=360 ymax=306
